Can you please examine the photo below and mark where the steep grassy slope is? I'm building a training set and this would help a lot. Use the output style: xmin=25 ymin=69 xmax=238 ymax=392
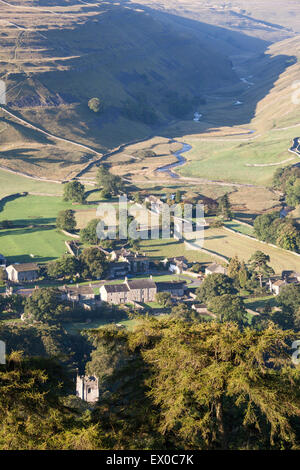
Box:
xmin=103 ymin=31 xmax=300 ymax=189
xmin=0 ymin=0 xmax=242 ymax=178
xmin=251 ymin=37 xmax=300 ymax=131
xmin=132 ymin=0 xmax=300 ymax=43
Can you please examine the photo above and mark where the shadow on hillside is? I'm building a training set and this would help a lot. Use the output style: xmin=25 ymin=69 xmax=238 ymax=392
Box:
xmin=3 ymin=0 xmax=297 ymax=154
xmin=12 ymin=218 xmax=56 ymax=226
xmin=0 ymin=193 xmax=26 ymax=214
xmin=5 ymin=254 xmax=57 ymax=264
xmin=0 ymin=225 xmax=54 ymax=237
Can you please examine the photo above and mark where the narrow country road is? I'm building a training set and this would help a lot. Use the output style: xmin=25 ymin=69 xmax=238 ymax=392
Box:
xmin=0 ymin=106 xmax=103 ymax=158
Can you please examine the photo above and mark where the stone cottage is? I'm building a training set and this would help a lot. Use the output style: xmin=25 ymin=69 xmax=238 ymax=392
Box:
xmin=60 ymin=284 xmax=95 ymax=303
xmin=156 ymin=280 xmax=186 ymax=297
xmin=163 ymin=256 xmax=189 ymax=274
xmin=6 ymin=263 xmax=39 ymax=283
xmin=205 ymin=263 xmax=227 ymax=276
xmin=100 ymin=277 xmax=157 ymax=304
xmin=269 ymin=279 xmax=288 ymax=296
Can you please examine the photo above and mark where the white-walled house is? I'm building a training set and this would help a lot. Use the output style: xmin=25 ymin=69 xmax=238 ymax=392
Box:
xmin=6 ymin=263 xmax=39 ymax=283
xmin=269 ymin=279 xmax=288 ymax=296
xmin=163 ymin=256 xmax=189 ymax=274
xmin=205 ymin=263 xmax=227 ymax=276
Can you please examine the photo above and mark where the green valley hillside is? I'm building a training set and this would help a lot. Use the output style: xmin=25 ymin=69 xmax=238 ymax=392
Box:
xmin=0 ymin=0 xmax=240 ymax=178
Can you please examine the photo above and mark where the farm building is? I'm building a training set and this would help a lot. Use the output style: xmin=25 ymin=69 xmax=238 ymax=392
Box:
xmin=205 ymin=263 xmax=227 ymax=276
xmin=60 ymin=285 xmax=96 ymax=303
xmin=156 ymin=280 xmax=186 ymax=297
xmin=110 ymin=248 xmax=132 ymax=261
xmin=100 ymin=277 xmax=187 ymax=305
xmin=282 ymin=271 xmax=300 ymax=285
xmin=110 ymin=249 xmax=150 ymax=274
xmin=163 ymin=256 xmax=189 ymax=274
xmin=109 ymin=261 xmax=131 ymax=278
xmin=145 ymin=195 xmax=164 ymax=213
xmin=100 ymin=277 xmax=157 ymax=304
xmin=100 ymin=283 xmax=130 ymax=304
xmin=6 ymin=263 xmax=39 ymax=283
xmin=269 ymin=279 xmax=288 ymax=296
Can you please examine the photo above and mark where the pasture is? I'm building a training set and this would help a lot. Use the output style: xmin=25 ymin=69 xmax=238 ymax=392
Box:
xmin=0 ymin=194 xmax=89 ymax=263
xmin=139 ymin=237 xmax=216 ymax=264
xmin=176 ymin=128 xmax=300 ymax=186
xmin=0 ymin=194 xmax=87 ymax=226
xmin=0 ymin=226 xmax=72 ymax=264
xmin=202 ymin=227 xmax=300 ymax=274
xmin=0 ymin=169 xmax=63 ymax=200
xmin=138 ymin=226 xmax=300 ymax=274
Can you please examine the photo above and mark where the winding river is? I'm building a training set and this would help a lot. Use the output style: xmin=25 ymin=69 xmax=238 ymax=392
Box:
xmin=157 ymin=135 xmax=300 ymax=180
xmin=156 ymin=142 xmax=191 ymax=178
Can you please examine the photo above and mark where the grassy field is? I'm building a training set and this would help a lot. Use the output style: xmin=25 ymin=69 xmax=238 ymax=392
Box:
xmin=244 ymin=296 xmax=278 ymax=312
xmin=106 ymin=273 xmax=192 ymax=284
xmin=202 ymin=227 xmax=300 ymax=274
xmin=64 ymin=314 xmax=169 ymax=335
xmin=139 ymin=237 xmax=216 ymax=264
xmin=177 ymin=128 xmax=299 ymax=186
xmin=229 ymin=187 xmax=282 ymax=214
xmin=0 ymin=194 xmax=88 ymax=226
xmin=0 ymin=169 xmax=63 ymax=199
xmin=0 ymin=226 xmax=72 ymax=264
xmin=224 ymin=221 xmax=255 ymax=236
xmin=0 ymin=194 xmax=91 ymax=263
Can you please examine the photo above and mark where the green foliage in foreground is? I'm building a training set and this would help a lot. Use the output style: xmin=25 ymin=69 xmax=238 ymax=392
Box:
xmin=0 ymin=321 xmax=300 ymax=450
xmin=0 ymin=323 xmax=91 ymax=368
xmin=0 ymin=353 xmax=98 ymax=450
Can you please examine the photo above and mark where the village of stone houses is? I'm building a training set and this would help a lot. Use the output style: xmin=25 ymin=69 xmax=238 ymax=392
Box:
xmin=1 ymin=0 xmax=300 ymax=452
xmin=0 ymin=181 xmax=299 ymax=403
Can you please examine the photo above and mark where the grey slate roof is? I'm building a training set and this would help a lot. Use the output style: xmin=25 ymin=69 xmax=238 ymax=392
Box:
xmin=103 ymin=284 xmax=129 ymax=293
xmin=10 ymin=263 xmax=39 ymax=272
xmin=127 ymin=279 xmax=156 ymax=290
xmin=156 ymin=281 xmax=186 ymax=292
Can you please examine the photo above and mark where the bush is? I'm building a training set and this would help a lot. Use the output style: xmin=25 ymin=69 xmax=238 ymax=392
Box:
xmin=88 ymin=97 xmax=101 ymax=113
